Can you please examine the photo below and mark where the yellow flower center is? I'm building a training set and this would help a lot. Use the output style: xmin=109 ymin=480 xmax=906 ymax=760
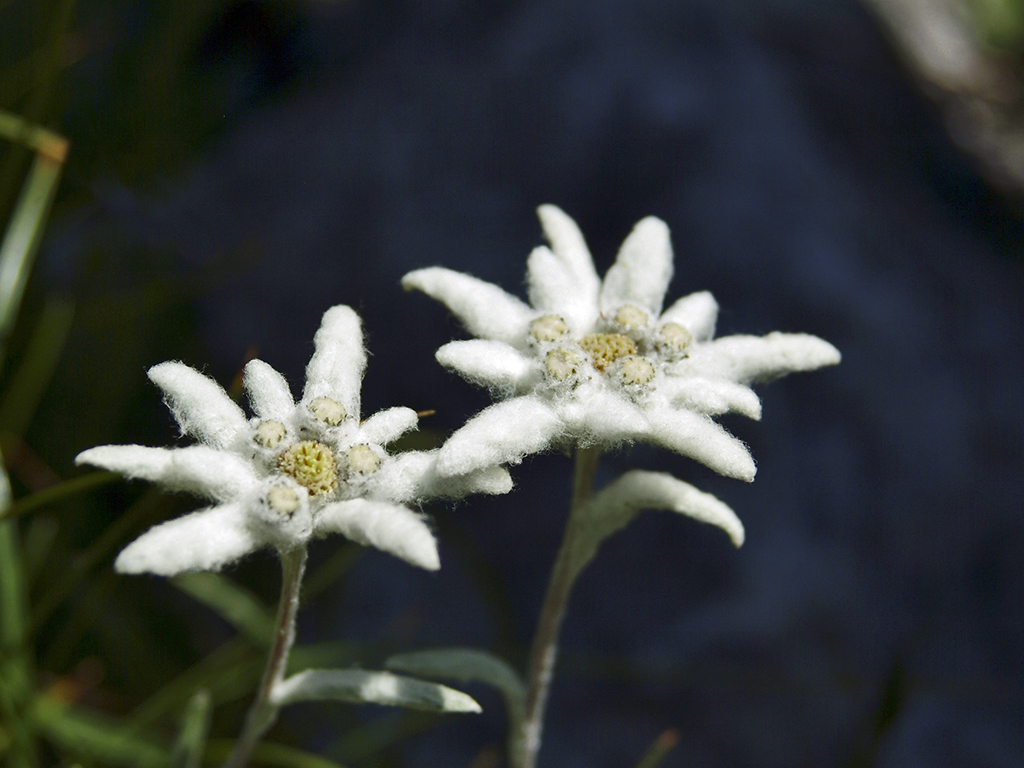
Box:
xmin=656 ymin=322 xmax=693 ymax=357
xmin=577 ymin=333 xmax=637 ymax=372
xmin=277 ymin=440 xmax=338 ymax=495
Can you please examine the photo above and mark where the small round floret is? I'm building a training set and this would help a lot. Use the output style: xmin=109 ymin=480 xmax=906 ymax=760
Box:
xmin=656 ymin=322 xmax=693 ymax=359
xmin=618 ymin=355 xmax=657 ymax=386
xmin=308 ymin=396 xmax=347 ymax=426
xmin=255 ymin=419 xmax=287 ymax=448
xmin=530 ymin=314 xmax=569 ymax=342
xmin=545 ymin=348 xmax=583 ymax=380
xmin=612 ymin=304 xmax=650 ymax=333
xmin=344 ymin=444 xmax=382 ymax=478
xmin=267 ymin=485 xmax=300 ymax=515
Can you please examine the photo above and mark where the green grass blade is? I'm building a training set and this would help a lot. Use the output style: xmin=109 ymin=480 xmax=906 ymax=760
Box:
xmin=169 ymin=689 xmax=211 ymax=768
xmin=32 ymin=694 xmax=169 ymax=768
xmin=171 ymin=572 xmax=275 ymax=647
xmin=204 ymin=737 xmax=351 ymax=768
xmin=0 ymin=470 xmax=116 ymax=523
xmin=632 ymin=728 xmax=680 ymax=768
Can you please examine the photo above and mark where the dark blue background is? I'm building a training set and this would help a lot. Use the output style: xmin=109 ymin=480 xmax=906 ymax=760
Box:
xmin=40 ymin=1 xmax=1023 ymax=766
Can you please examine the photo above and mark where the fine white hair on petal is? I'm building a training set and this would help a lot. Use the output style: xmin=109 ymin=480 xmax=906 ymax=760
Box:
xmin=659 ymin=376 xmax=763 ymax=420
xmin=303 ymin=305 xmax=367 ymax=418
xmin=582 ymin=470 xmax=745 ymax=558
xmin=114 ymin=503 xmax=259 ymax=576
xmin=373 ymin=450 xmax=514 ymax=503
xmin=535 ymin=205 xmax=601 ymax=304
xmin=358 ymin=407 xmax=420 ymax=446
xmin=646 ymin=409 xmax=757 ymax=481
xmin=315 ymin=498 xmax=440 ymax=571
xmin=599 ymin=216 xmax=674 ymax=317
xmin=436 ymin=397 xmax=564 ymax=477
xmin=435 ymin=340 xmax=536 ymax=393
xmin=566 ymin=388 xmax=649 ymax=445
xmin=243 ymin=359 xmax=295 ymax=419
xmin=148 ymin=362 xmax=248 ymax=450
xmin=76 ymin=445 xmax=259 ymax=502
xmin=525 ymin=246 xmax=599 ymax=333
xmin=684 ymin=333 xmax=842 ymax=384
xmin=659 ymin=291 xmax=719 ymax=342
xmin=402 ymin=267 xmax=534 ymax=346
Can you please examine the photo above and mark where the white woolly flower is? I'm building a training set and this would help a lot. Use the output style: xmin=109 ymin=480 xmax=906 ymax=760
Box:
xmin=77 ymin=305 xmax=512 ymax=576
xmin=403 ymin=205 xmax=840 ymax=480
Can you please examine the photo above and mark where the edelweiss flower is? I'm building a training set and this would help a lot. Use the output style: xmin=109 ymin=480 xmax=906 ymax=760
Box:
xmin=77 ymin=306 xmax=511 ymax=576
xmin=403 ymin=205 xmax=840 ymax=480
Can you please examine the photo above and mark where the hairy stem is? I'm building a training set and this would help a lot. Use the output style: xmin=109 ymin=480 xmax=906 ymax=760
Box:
xmin=517 ymin=446 xmax=601 ymax=768
xmin=222 ymin=546 xmax=307 ymax=768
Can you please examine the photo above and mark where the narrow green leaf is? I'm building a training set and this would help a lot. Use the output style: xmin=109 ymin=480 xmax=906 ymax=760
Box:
xmin=271 ymin=669 xmax=482 ymax=714
xmin=204 ymin=738 xmax=350 ymax=768
xmin=0 ymin=296 xmax=75 ymax=436
xmin=0 ymin=115 xmax=67 ymax=359
xmin=569 ymin=470 xmax=745 ymax=582
xmin=386 ymin=648 xmax=526 ymax=765
xmin=171 ymin=572 xmax=274 ymax=646
xmin=169 ymin=689 xmax=211 ymax=768
xmin=0 ymin=471 xmax=116 ymax=522
xmin=32 ymin=695 xmax=169 ymax=768
xmin=633 ymin=728 xmax=680 ymax=768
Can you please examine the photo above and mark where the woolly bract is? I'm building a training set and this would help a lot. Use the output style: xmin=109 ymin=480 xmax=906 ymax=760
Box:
xmin=77 ymin=305 xmax=511 ymax=576
xmin=403 ymin=205 xmax=840 ymax=479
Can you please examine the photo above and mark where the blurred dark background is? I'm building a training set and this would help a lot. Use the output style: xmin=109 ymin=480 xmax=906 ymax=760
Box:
xmin=3 ymin=0 xmax=1021 ymax=766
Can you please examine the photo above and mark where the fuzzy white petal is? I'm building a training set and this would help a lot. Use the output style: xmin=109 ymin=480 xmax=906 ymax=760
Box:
xmin=536 ymin=205 xmax=601 ymax=305
xmin=402 ymin=267 xmax=534 ymax=346
xmin=436 ymin=340 xmax=536 ymax=392
xmin=436 ymin=397 xmax=564 ymax=476
xmin=599 ymin=216 xmax=674 ymax=316
xmin=645 ymin=408 xmax=757 ymax=481
xmin=658 ymin=376 xmax=762 ymax=420
xmin=147 ymin=362 xmax=248 ymax=450
xmin=302 ymin=305 xmax=366 ymax=417
xmin=114 ymin=503 xmax=260 ymax=576
xmin=357 ymin=407 xmax=419 ymax=446
xmin=375 ymin=450 xmax=513 ymax=503
xmin=243 ymin=359 xmax=295 ymax=419
xmin=563 ymin=388 xmax=649 ymax=445
xmin=659 ymin=291 xmax=719 ymax=342
xmin=526 ymin=246 xmax=599 ymax=333
xmin=684 ymin=332 xmax=842 ymax=384
xmin=315 ymin=498 xmax=440 ymax=570
xmin=76 ymin=445 xmax=258 ymax=502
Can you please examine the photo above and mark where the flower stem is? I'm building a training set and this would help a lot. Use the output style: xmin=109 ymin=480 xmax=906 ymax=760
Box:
xmin=518 ymin=445 xmax=601 ymax=768
xmin=222 ymin=546 xmax=307 ymax=768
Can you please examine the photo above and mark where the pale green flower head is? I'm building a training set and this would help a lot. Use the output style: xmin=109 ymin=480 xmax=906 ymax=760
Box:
xmin=403 ymin=205 xmax=840 ymax=480
xmin=77 ymin=305 xmax=512 ymax=576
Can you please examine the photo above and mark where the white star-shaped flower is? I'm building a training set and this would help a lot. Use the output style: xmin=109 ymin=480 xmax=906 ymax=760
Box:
xmin=403 ymin=205 xmax=840 ymax=480
xmin=77 ymin=305 xmax=511 ymax=576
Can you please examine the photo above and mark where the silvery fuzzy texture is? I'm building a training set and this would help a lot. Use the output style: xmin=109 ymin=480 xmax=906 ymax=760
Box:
xmin=403 ymin=205 xmax=840 ymax=480
xmin=76 ymin=305 xmax=511 ymax=576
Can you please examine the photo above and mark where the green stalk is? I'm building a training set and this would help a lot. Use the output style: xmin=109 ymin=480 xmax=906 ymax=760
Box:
xmin=222 ymin=546 xmax=307 ymax=768
xmin=517 ymin=446 xmax=601 ymax=768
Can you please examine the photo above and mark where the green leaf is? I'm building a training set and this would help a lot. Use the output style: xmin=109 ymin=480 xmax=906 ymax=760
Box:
xmin=169 ymin=689 xmax=211 ymax=768
xmin=204 ymin=738 xmax=351 ymax=768
xmin=33 ymin=695 xmax=169 ymax=768
xmin=386 ymin=647 xmax=524 ymax=715
xmin=569 ymin=470 xmax=744 ymax=581
xmin=386 ymin=648 xmax=526 ymax=765
xmin=270 ymin=669 xmax=482 ymax=714
xmin=171 ymin=572 xmax=275 ymax=646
